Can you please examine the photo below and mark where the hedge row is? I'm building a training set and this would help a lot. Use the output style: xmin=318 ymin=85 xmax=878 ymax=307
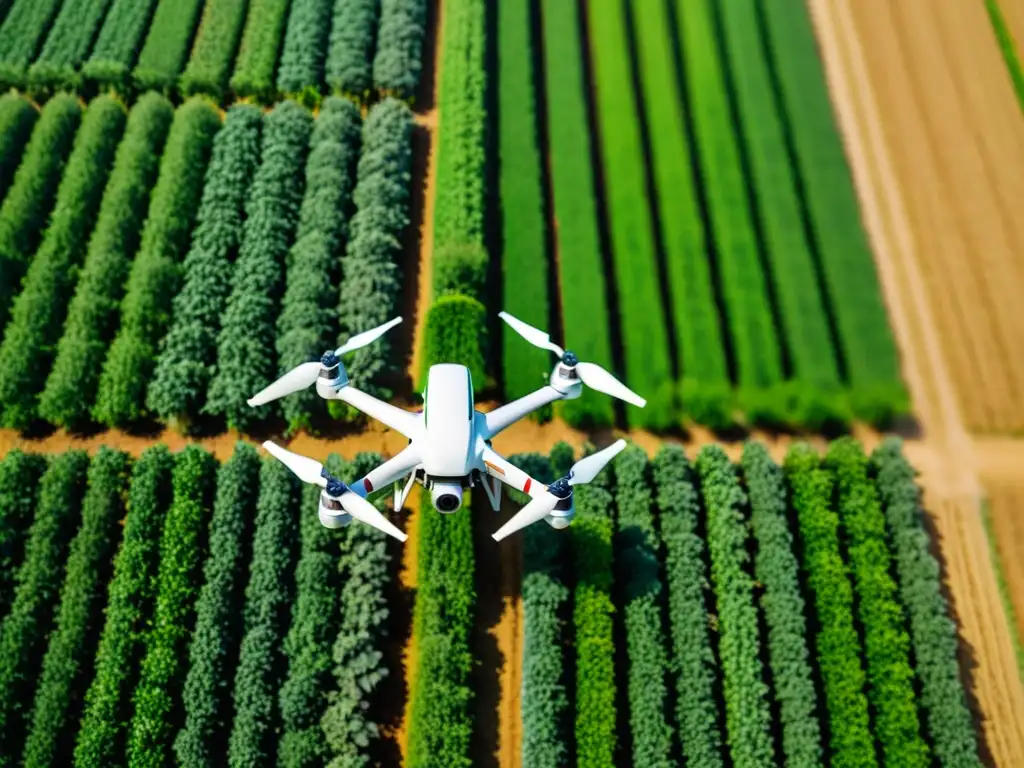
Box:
xmin=651 ymin=446 xmax=724 ymax=767
xmin=127 ymin=446 xmax=217 ymax=768
xmin=538 ymin=0 xmax=613 ymax=427
xmin=0 ymin=451 xmax=89 ymax=764
xmin=277 ymin=0 xmax=333 ymax=100
xmin=94 ymin=98 xmax=221 ymax=427
xmin=321 ymin=453 xmax=394 ymax=768
xmin=373 ymin=0 xmax=428 ymax=101
xmin=0 ymin=93 xmax=36 ymax=201
xmin=631 ymin=0 xmax=731 ymax=428
xmin=21 ymin=448 xmax=130 ymax=768
xmin=696 ymin=446 xmax=775 ymax=766
xmin=230 ymin=0 xmax=291 ymax=102
xmin=0 ymin=96 xmax=125 ymax=430
xmin=133 ymin=0 xmax=204 ymax=93
xmin=870 ymin=439 xmax=980 ymax=765
xmin=175 ymin=443 xmax=260 ymax=768
xmin=336 ymin=98 xmax=412 ymax=396
xmin=147 ymin=104 xmax=262 ymax=428
xmin=571 ymin=463 xmax=617 ymax=765
xmin=420 ymin=295 xmax=487 ymax=394
xmin=407 ymin=490 xmax=475 ymax=768
xmin=783 ymin=445 xmax=874 ymax=768
xmin=326 ymin=0 xmax=378 ymax=100
xmin=74 ymin=446 xmax=174 ymax=767
xmin=227 ymin=459 xmax=300 ymax=768
xmin=0 ymin=94 xmax=80 ymax=332
xmin=587 ymin=0 xmax=675 ymax=430
xmin=497 ymin=0 xmax=549 ymax=404
xmin=826 ymin=439 xmax=928 ymax=767
xmin=39 ymin=92 xmax=175 ymax=428
xmin=740 ymin=442 xmax=822 ymax=765
xmin=0 ymin=0 xmax=62 ymax=90
xmin=759 ymin=1 xmax=907 ymax=423
xmin=717 ymin=0 xmax=846 ymax=429
xmin=207 ymin=100 xmax=312 ymax=430
xmin=0 ymin=451 xmax=46 ymax=617
xmin=675 ymin=0 xmax=784 ymax=423
xmin=180 ymin=0 xmax=249 ymax=100
xmin=82 ymin=0 xmax=160 ymax=91
xmin=26 ymin=0 xmax=112 ymax=94
xmin=613 ymin=446 xmax=675 ymax=766
xmin=276 ymin=97 xmax=361 ymax=433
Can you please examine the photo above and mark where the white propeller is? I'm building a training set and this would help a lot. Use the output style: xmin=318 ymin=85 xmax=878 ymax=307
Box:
xmin=247 ymin=317 xmax=402 ymax=407
xmin=498 ymin=311 xmax=646 ymax=408
xmin=491 ymin=439 xmax=627 ymax=541
xmin=262 ymin=441 xmax=407 ymax=542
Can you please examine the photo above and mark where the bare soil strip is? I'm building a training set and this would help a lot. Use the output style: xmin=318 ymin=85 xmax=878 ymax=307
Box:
xmin=981 ymin=478 xmax=1024 ymax=659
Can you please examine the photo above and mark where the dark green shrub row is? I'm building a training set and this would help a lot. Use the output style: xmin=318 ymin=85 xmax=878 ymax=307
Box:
xmin=0 ymin=94 xmax=80 ymax=332
xmin=0 ymin=451 xmax=46 ymax=617
xmin=0 ymin=95 xmax=125 ymax=430
xmin=783 ymin=445 xmax=874 ymax=768
xmin=0 ymin=0 xmax=62 ymax=89
xmin=326 ymin=0 xmax=378 ymax=100
xmin=147 ymin=104 xmax=262 ymax=428
xmin=94 ymin=98 xmax=221 ymax=427
xmin=871 ymin=439 xmax=980 ymax=765
xmin=39 ymin=93 xmax=175 ymax=428
xmin=21 ymin=448 xmax=130 ymax=768
xmin=127 ymin=446 xmax=217 ymax=768
xmin=74 ymin=446 xmax=174 ymax=767
xmin=740 ymin=442 xmax=822 ymax=765
xmin=675 ymin=0 xmax=785 ymax=424
xmin=537 ymin=0 xmax=613 ymax=428
xmin=81 ymin=0 xmax=161 ymax=92
xmin=133 ymin=0 xmax=204 ymax=93
xmin=497 ymin=0 xmax=549 ymax=405
xmin=336 ymin=98 xmax=411 ymax=395
xmin=373 ymin=0 xmax=427 ymax=101
xmin=180 ymin=0 xmax=249 ymax=99
xmin=27 ymin=0 xmax=112 ymax=94
xmin=175 ymin=443 xmax=261 ymax=768
xmin=230 ymin=0 xmax=291 ymax=103
xmin=206 ymin=100 xmax=312 ymax=430
xmin=0 ymin=451 xmax=89 ymax=763
xmin=826 ymin=439 xmax=928 ymax=767
xmin=759 ymin=2 xmax=907 ymax=424
xmin=276 ymin=97 xmax=361 ymax=433
xmin=321 ymin=453 xmax=394 ymax=768
xmin=613 ymin=446 xmax=675 ymax=766
xmin=0 ymin=93 xmax=36 ymax=201
xmin=407 ymin=489 xmax=475 ymax=768
xmin=587 ymin=0 xmax=675 ymax=430
xmin=571 ymin=463 xmax=616 ymax=766
xmin=227 ymin=459 xmax=300 ymax=768
xmin=651 ymin=446 xmax=724 ymax=767
xmin=277 ymin=0 xmax=333 ymax=100
xmin=421 ymin=295 xmax=486 ymax=392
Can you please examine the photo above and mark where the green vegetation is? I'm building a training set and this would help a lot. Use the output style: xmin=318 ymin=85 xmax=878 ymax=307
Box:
xmin=132 ymin=0 xmax=204 ymax=93
xmin=984 ymin=0 xmax=1024 ymax=112
xmin=0 ymin=93 xmax=37 ymax=201
xmin=421 ymin=295 xmax=487 ymax=392
xmin=26 ymin=0 xmax=113 ymax=94
xmin=373 ymin=0 xmax=427 ymax=100
xmin=39 ymin=93 xmax=175 ymax=428
xmin=0 ymin=0 xmax=62 ymax=90
xmin=326 ymin=0 xmax=378 ymax=100
xmin=82 ymin=0 xmax=161 ymax=91
xmin=230 ymin=0 xmax=291 ymax=102
xmin=180 ymin=0 xmax=249 ymax=99
xmin=277 ymin=0 xmax=333 ymax=99
xmin=0 ymin=451 xmax=46 ymax=616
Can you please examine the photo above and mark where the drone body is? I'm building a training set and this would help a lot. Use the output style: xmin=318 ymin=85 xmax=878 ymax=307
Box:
xmin=249 ymin=312 xmax=646 ymax=543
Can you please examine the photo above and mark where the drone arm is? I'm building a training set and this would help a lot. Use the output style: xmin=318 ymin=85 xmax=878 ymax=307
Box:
xmin=482 ymin=385 xmax=565 ymax=440
xmin=480 ymin=447 xmax=548 ymax=499
xmin=333 ymin=385 xmax=420 ymax=440
xmin=349 ymin=444 xmax=422 ymax=499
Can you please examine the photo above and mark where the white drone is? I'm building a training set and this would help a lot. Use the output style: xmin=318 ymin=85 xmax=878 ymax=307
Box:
xmin=248 ymin=311 xmax=646 ymax=543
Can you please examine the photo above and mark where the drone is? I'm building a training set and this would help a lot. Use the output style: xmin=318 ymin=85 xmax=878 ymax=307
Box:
xmin=248 ymin=311 xmax=646 ymax=543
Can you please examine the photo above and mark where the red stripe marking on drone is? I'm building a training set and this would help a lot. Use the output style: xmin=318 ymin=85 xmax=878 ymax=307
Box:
xmin=364 ymin=479 xmax=373 ymax=492
xmin=523 ymin=478 xmax=532 ymax=494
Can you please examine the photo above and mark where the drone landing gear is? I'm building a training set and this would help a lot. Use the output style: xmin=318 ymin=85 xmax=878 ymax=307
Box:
xmin=480 ymin=472 xmax=503 ymax=512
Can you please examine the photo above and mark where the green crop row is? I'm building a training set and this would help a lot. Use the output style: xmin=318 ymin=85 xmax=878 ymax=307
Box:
xmin=0 ymin=0 xmax=62 ymax=90
xmin=276 ymin=97 xmax=361 ymax=433
xmin=133 ymin=0 xmax=204 ymax=93
xmin=206 ymin=100 xmax=313 ymax=431
xmin=148 ymin=104 xmax=262 ymax=429
xmin=373 ymin=0 xmax=427 ymax=101
xmin=326 ymin=0 xmax=378 ymax=100
xmin=81 ymin=0 xmax=160 ymax=91
xmin=0 ymin=451 xmax=46 ymax=617
xmin=230 ymin=0 xmax=291 ymax=103
xmin=180 ymin=0 xmax=248 ymax=100
xmin=38 ymin=92 xmax=175 ymax=428
xmin=277 ymin=0 xmax=333 ymax=102
xmin=26 ymin=0 xmax=111 ymax=95
xmin=0 ymin=93 xmax=37 ymax=200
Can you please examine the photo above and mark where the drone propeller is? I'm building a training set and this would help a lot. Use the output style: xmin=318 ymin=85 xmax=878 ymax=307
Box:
xmin=498 ymin=311 xmax=646 ymax=408
xmin=262 ymin=441 xmax=407 ymax=542
xmin=491 ymin=439 xmax=627 ymax=541
xmin=247 ymin=317 xmax=402 ymax=407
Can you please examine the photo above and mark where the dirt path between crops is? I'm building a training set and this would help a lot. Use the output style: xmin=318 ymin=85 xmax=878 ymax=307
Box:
xmin=809 ymin=1 xmax=1024 ymax=763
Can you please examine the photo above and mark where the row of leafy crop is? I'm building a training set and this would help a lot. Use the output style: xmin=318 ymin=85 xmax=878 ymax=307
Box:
xmin=0 ymin=0 xmax=428 ymax=104
xmin=0 ymin=443 xmax=398 ymax=767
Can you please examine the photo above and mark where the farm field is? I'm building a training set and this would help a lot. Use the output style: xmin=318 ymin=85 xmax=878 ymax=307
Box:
xmin=0 ymin=0 xmax=1023 ymax=766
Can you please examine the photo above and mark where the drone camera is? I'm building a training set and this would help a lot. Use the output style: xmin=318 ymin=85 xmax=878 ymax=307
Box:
xmin=430 ymin=480 xmax=463 ymax=513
